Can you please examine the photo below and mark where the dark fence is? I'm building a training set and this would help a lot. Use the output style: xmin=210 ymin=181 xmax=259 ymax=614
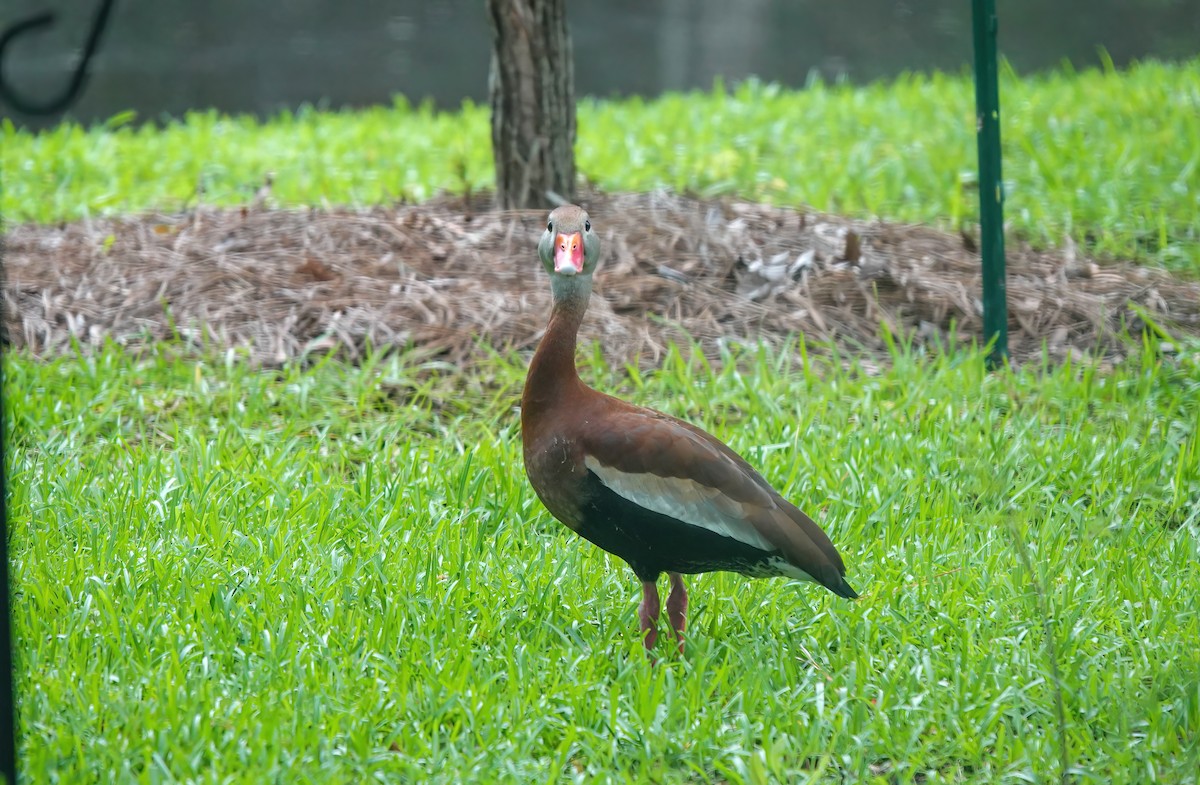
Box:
xmin=1 ymin=0 xmax=1197 ymax=127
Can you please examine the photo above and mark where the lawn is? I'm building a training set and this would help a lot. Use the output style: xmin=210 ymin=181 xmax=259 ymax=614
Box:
xmin=3 ymin=57 xmax=1199 ymax=273
xmin=4 ymin=55 xmax=1200 ymax=783
xmin=6 ymin=339 xmax=1200 ymax=783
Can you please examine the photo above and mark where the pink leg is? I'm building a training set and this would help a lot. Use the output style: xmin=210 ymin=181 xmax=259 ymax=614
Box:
xmin=639 ymin=581 xmax=660 ymax=650
xmin=666 ymin=572 xmax=688 ymax=653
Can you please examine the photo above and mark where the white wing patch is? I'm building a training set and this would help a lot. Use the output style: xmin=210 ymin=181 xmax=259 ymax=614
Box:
xmin=584 ymin=455 xmax=775 ymax=552
xmin=765 ymin=556 xmax=819 ymax=583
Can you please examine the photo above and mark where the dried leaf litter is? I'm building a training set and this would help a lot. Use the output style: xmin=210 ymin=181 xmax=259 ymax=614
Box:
xmin=5 ymin=190 xmax=1198 ymax=369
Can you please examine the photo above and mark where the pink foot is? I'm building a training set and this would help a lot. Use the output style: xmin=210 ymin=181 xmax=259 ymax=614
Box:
xmin=666 ymin=572 xmax=688 ymax=653
xmin=639 ymin=581 xmax=660 ymax=651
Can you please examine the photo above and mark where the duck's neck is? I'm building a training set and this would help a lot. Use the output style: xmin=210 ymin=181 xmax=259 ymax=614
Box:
xmin=524 ymin=274 xmax=593 ymax=409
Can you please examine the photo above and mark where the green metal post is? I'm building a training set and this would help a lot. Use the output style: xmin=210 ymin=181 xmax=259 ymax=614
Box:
xmin=971 ymin=0 xmax=1008 ymax=366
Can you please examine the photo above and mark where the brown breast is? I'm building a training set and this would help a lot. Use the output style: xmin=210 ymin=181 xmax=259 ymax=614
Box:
xmin=522 ymin=413 xmax=590 ymax=531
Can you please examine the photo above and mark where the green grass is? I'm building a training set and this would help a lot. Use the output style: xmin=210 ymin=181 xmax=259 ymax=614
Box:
xmin=4 ymin=50 xmax=1200 ymax=783
xmin=3 ymin=58 xmax=1199 ymax=272
xmin=8 ymin=338 xmax=1200 ymax=783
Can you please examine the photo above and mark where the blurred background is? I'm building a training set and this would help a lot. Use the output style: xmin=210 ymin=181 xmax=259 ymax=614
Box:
xmin=3 ymin=0 xmax=1199 ymax=129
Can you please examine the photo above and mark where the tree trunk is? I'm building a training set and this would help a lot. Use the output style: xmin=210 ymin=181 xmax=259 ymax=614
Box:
xmin=485 ymin=0 xmax=576 ymax=210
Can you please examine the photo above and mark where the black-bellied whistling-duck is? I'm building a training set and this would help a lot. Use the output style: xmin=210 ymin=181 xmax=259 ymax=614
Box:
xmin=521 ymin=204 xmax=858 ymax=652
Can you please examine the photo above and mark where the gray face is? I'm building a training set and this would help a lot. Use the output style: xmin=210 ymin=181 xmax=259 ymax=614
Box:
xmin=538 ymin=204 xmax=601 ymax=277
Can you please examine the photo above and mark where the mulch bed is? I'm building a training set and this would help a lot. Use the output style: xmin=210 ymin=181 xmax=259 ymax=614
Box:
xmin=5 ymin=189 xmax=1199 ymax=369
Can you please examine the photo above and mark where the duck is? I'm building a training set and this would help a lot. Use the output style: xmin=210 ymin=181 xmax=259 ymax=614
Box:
xmin=520 ymin=204 xmax=858 ymax=652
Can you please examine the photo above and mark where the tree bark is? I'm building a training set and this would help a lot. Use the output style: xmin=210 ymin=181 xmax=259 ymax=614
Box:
xmin=486 ymin=0 xmax=576 ymax=210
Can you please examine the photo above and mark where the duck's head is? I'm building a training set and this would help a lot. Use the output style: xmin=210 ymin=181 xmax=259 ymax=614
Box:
xmin=538 ymin=204 xmax=601 ymax=278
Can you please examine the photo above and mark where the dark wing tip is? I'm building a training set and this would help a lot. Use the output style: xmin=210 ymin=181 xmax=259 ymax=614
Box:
xmin=809 ymin=563 xmax=858 ymax=600
xmin=830 ymin=577 xmax=859 ymax=600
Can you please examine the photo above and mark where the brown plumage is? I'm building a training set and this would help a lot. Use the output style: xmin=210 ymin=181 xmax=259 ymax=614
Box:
xmin=521 ymin=204 xmax=857 ymax=651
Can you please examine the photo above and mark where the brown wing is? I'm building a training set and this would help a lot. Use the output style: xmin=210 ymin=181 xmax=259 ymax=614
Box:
xmin=579 ymin=399 xmax=855 ymax=596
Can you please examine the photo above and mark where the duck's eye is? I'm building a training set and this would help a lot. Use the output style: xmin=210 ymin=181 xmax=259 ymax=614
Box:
xmin=584 ymin=220 xmax=591 ymax=232
xmin=547 ymin=220 xmax=553 ymax=232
